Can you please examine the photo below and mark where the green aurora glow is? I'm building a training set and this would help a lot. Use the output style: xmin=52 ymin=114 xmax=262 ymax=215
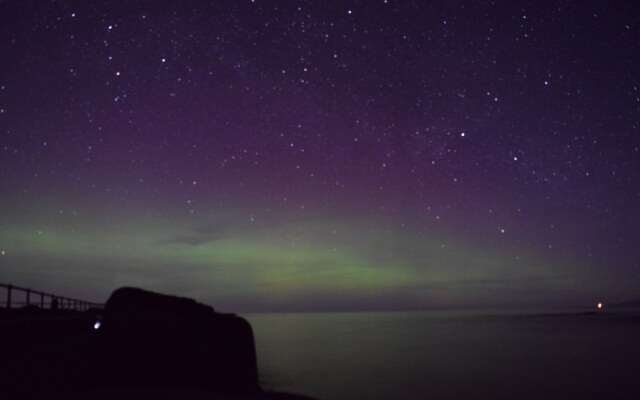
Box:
xmin=0 ymin=200 xmax=610 ymax=311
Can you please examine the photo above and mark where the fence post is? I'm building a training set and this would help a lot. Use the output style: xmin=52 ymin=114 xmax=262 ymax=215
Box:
xmin=6 ymin=285 xmax=11 ymax=308
xmin=1 ymin=283 xmax=103 ymax=311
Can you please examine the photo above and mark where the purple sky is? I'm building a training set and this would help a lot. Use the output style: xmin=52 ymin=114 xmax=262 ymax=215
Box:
xmin=1 ymin=1 xmax=639 ymax=311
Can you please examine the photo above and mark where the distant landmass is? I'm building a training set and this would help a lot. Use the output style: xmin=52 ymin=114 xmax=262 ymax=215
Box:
xmin=607 ymin=299 xmax=640 ymax=308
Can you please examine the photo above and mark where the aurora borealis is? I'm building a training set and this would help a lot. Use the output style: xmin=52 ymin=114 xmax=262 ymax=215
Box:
xmin=1 ymin=1 xmax=639 ymax=311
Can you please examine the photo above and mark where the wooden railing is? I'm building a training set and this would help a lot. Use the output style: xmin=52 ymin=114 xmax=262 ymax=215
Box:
xmin=0 ymin=283 xmax=103 ymax=311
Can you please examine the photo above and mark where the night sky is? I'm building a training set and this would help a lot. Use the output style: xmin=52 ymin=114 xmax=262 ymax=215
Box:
xmin=1 ymin=1 xmax=639 ymax=311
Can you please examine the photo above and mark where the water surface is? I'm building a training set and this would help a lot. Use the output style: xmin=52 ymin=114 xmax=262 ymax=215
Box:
xmin=247 ymin=310 xmax=640 ymax=400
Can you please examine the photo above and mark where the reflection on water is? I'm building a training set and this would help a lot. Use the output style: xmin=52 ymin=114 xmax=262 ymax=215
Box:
xmin=247 ymin=310 xmax=640 ymax=400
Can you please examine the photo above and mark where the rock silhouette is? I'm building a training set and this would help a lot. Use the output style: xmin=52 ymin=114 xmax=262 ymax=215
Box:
xmin=95 ymin=287 xmax=259 ymax=393
xmin=1 ymin=287 xmax=317 ymax=399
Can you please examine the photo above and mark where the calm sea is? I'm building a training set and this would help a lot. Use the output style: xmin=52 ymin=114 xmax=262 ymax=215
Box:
xmin=246 ymin=310 xmax=640 ymax=400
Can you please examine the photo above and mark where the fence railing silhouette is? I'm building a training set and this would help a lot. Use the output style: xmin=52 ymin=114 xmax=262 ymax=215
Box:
xmin=0 ymin=283 xmax=103 ymax=312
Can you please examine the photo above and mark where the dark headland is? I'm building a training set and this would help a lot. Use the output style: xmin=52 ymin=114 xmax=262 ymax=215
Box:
xmin=0 ymin=287 xmax=318 ymax=400
xmin=607 ymin=299 xmax=640 ymax=308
